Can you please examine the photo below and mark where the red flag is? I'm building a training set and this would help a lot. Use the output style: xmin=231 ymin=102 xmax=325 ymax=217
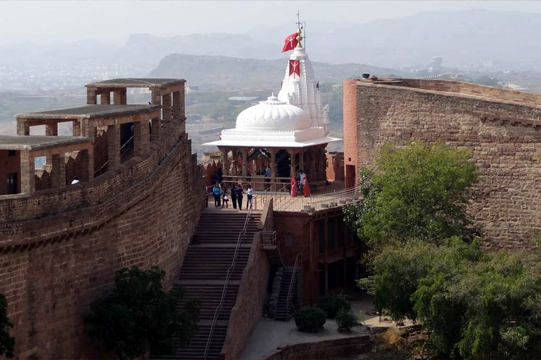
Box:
xmin=282 ymin=32 xmax=298 ymax=52
xmin=289 ymin=60 xmax=300 ymax=77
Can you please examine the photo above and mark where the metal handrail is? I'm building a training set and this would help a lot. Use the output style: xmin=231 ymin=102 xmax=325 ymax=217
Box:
xmin=286 ymin=253 xmax=303 ymax=317
xmin=203 ymin=207 xmax=253 ymax=359
xmin=94 ymin=135 xmax=135 ymax=175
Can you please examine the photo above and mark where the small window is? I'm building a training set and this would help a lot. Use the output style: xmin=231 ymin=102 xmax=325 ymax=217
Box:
xmin=7 ymin=173 xmax=17 ymax=194
xmin=8 ymin=150 xmax=16 ymax=157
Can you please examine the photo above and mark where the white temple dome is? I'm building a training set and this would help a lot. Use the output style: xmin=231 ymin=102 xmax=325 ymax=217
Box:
xmin=236 ymin=95 xmax=311 ymax=131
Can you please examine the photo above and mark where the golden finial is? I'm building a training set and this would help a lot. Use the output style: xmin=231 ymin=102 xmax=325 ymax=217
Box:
xmin=296 ymin=11 xmax=304 ymax=48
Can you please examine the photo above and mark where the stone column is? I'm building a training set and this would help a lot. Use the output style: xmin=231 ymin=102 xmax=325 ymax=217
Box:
xmin=87 ymin=88 xmax=98 ymax=104
xmin=219 ymin=147 xmax=229 ymax=176
xmin=17 ymin=120 xmax=30 ymax=136
xmin=172 ymin=91 xmax=181 ymax=120
xmin=107 ymin=124 xmax=121 ymax=172
xmin=50 ymin=153 xmax=66 ymax=188
xmin=80 ymin=149 xmax=94 ymax=182
xmin=162 ymin=93 xmax=172 ymax=126
xmin=73 ymin=120 xmax=81 ymax=136
xmin=319 ymin=147 xmax=327 ymax=181
xmin=133 ymin=121 xmax=150 ymax=157
xmin=113 ymin=89 xmax=127 ymax=105
xmin=151 ymin=117 xmax=160 ymax=143
xmin=151 ymin=89 xmax=161 ymax=105
xmin=101 ymin=92 xmax=111 ymax=105
xmin=289 ymin=149 xmax=297 ymax=178
xmin=20 ymin=150 xmax=35 ymax=195
xmin=309 ymin=148 xmax=317 ymax=182
xmin=269 ymin=148 xmax=277 ymax=178
xmin=45 ymin=123 xmax=59 ymax=167
xmin=241 ymin=148 xmax=248 ymax=176
xmin=298 ymin=149 xmax=305 ymax=173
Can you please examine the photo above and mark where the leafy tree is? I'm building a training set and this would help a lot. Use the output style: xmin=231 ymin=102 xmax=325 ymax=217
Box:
xmin=345 ymin=142 xmax=478 ymax=249
xmin=85 ymin=266 xmax=200 ymax=360
xmin=0 ymin=294 xmax=15 ymax=359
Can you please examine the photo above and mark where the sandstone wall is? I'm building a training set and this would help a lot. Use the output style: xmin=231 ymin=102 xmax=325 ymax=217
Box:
xmin=264 ymin=334 xmax=372 ymax=360
xmin=345 ymin=79 xmax=541 ymax=250
xmin=0 ymin=128 xmax=204 ymax=358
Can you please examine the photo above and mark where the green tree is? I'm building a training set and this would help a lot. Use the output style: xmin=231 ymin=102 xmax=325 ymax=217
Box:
xmin=345 ymin=142 xmax=478 ymax=249
xmin=0 ymin=294 xmax=15 ymax=359
xmin=85 ymin=266 xmax=200 ymax=360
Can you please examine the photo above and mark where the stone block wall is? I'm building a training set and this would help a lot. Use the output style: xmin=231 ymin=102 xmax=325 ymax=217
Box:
xmin=0 ymin=122 xmax=204 ymax=358
xmin=344 ymin=79 xmax=541 ymax=250
xmin=264 ymin=334 xmax=372 ymax=360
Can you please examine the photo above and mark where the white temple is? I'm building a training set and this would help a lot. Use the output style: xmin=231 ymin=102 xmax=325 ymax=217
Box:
xmin=204 ymin=27 xmax=340 ymax=185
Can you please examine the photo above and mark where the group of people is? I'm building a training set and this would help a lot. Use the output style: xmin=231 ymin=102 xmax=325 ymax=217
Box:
xmin=212 ymin=183 xmax=253 ymax=210
xmin=290 ymin=169 xmax=310 ymax=197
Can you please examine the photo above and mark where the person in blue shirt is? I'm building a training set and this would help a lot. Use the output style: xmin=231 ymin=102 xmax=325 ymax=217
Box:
xmin=212 ymin=184 xmax=221 ymax=207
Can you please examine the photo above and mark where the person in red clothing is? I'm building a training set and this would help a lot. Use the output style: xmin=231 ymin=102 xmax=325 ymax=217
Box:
xmin=303 ymin=177 xmax=311 ymax=197
xmin=290 ymin=177 xmax=298 ymax=197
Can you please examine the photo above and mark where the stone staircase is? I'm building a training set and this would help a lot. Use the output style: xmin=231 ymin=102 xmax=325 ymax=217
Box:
xmin=270 ymin=267 xmax=298 ymax=321
xmin=153 ymin=210 xmax=261 ymax=360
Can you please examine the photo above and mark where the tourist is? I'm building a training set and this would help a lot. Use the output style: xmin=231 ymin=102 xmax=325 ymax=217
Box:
xmin=246 ymin=185 xmax=253 ymax=209
xmin=212 ymin=184 xmax=221 ymax=207
xmin=231 ymin=185 xmax=238 ymax=209
xmin=236 ymin=185 xmax=244 ymax=210
xmin=299 ymin=170 xmax=306 ymax=193
xmin=222 ymin=188 xmax=229 ymax=208
xmin=303 ymin=177 xmax=311 ymax=197
xmin=290 ymin=177 xmax=298 ymax=197
xmin=71 ymin=176 xmax=80 ymax=185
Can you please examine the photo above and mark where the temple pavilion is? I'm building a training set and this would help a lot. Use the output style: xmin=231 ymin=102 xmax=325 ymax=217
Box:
xmin=204 ymin=30 xmax=340 ymax=189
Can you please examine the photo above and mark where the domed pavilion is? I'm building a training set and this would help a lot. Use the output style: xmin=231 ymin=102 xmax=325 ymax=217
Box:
xmin=205 ymin=32 xmax=340 ymax=190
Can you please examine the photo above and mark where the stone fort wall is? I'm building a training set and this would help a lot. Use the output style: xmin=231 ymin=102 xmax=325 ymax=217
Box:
xmin=0 ymin=125 xmax=204 ymax=358
xmin=344 ymin=79 xmax=541 ymax=250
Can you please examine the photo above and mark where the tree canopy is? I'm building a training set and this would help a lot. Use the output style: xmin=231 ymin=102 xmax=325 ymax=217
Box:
xmin=344 ymin=142 xmax=478 ymax=249
xmin=85 ymin=266 xmax=200 ymax=360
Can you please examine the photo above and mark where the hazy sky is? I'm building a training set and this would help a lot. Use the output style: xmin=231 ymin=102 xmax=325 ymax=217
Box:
xmin=1 ymin=1 xmax=541 ymax=45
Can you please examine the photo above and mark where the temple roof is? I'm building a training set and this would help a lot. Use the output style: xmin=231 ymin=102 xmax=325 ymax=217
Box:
xmin=86 ymin=78 xmax=185 ymax=89
xmin=0 ymin=135 xmax=91 ymax=151
xmin=16 ymin=104 xmax=160 ymax=121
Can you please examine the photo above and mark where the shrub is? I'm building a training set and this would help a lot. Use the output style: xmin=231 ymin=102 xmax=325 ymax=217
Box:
xmin=294 ymin=306 xmax=326 ymax=333
xmin=85 ymin=266 xmax=200 ymax=360
xmin=336 ymin=309 xmax=357 ymax=332
xmin=316 ymin=294 xmax=351 ymax=318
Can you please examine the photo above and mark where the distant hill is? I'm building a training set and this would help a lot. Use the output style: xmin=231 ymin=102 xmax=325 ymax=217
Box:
xmin=148 ymin=54 xmax=400 ymax=90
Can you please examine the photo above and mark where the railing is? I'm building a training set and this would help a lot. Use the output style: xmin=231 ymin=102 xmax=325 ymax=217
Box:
xmin=94 ymin=135 xmax=134 ymax=176
xmin=260 ymin=230 xmax=277 ymax=246
xmin=286 ymin=253 xmax=303 ymax=317
xmin=203 ymin=206 xmax=254 ymax=360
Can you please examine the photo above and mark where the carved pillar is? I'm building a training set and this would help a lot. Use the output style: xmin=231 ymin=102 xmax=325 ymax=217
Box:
xmin=309 ymin=147 xmax=316 ymax=182
xmin=289 ymin=148 xmax=297 ymax=178
xmin=20 ymin=150 xmax=35 ymax=195
xmin=319 ymin=146 xmax=327 ymax=181
xmin=50 ymin=153 xmax=66 ymax=188
xmin=298 ymin=149 xmax=305 ymax=173
xmin=101 ymin=91 xmax=111 ymax=104
xmin=107 ymin=124 xmax=120 ymax=172
xmin=219 ymin=147 xmax=229 ymax=176
xmin=17 ymin=120 xmax=30 ymax=136
xmin=269 ymin=148 xmax=277 ymax=178
xmin=241 ymin=148 xmax=248 ymax=176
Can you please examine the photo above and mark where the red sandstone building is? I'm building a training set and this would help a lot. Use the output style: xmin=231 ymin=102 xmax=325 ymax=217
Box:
xmin=343 ymin=77 xmax=541 ymax=249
